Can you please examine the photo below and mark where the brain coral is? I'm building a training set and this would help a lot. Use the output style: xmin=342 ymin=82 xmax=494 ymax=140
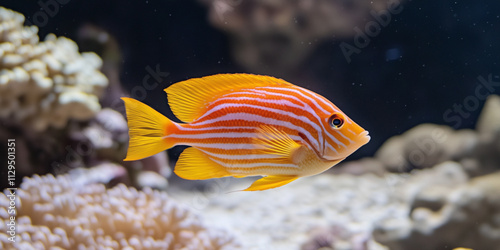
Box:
xmin=0 ymin=7 xmax=108 ymax=131
xmin=0 ymin=174 xmax=239 ymax=249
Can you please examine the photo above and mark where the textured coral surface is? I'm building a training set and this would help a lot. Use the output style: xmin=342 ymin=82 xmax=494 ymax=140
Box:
xmin=0 ymin=174 xmax=238 ymax=249
xmin=0 ymin=7 xmax=108 ymax=131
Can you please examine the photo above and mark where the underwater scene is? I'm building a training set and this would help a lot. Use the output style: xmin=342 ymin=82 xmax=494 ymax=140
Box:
xmin=0 ymin=0 xmax=499 ymax=249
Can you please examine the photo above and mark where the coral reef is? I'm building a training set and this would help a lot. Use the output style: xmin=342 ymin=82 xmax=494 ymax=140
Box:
xmin=374 ymin=124 xmax=477 ymax=172
xmin=345 ymin=95 xmax=500 ymax=250
xmin=201 ymin=0 xmax=405 ymax=74
xmin=373 ymin=169 xmax=500 ymax=250
xmin=0 ymin=7 xmax=171 ymax=190
xmin=169 ymin=173 xmax=405 ymax=250
xmin=0 ymin=173 xmax=239 ymax=249
xmin=0 ymin=7 xmax=108 ymax=131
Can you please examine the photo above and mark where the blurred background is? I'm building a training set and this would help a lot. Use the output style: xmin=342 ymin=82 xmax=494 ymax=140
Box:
xmin=1 ymin=0 xmax=500 ymax=249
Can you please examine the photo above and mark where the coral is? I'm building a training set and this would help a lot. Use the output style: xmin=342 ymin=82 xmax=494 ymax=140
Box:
xmin=0 ymin=174 xmax=239 ymax=249
xmin=67 ymin=162 xmax=131 ymax=187
xmin=373 ymin=170 xmax=500 ymax=250
xmin=169 ymin=173 xmax=406 ymax=249
xmin=0 ymin=8 xmax=171 ymax=190
xmin=0 ymin=7 xmax=108 ymax=131
xmin=374 ymin=123 xmax=477 ymax=172
xmin=471 ymin=95 xmax=500 ymax=176
xmin=476 ymin=95 xmax=500 ymax=135
xmin=386 ymin=95 xmax=500 ymax=177
xmin=301 ymin=225 xmax=372 ymax=250
xmin=67 ymin=108 xmax=172 ymax=190
xmin=67 ymin=107 xmax=128 ymax=163
xmin=201 ymin=0 xmax=405 ymax=74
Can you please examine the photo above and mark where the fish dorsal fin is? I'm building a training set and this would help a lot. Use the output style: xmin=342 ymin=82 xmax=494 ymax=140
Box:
xmin=253 ymin=125 xmax=307 ymax=164
xmin=165 ymin=74 xmax=292 ymax=123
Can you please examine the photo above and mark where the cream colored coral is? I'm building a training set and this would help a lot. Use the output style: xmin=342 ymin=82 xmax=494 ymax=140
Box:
xmin=0 ymin=174 xmax=238 ymax=249
xmin=0 ymin=7 xmax=108 ymax=131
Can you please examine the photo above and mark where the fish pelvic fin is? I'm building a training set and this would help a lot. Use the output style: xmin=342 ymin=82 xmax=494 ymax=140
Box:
xmin=164 ymin=74 xmax=292 ymax=123
xmin=174 ymin=147 xmax=231 ymax=180
xmin=243 ymin=175 xmax=298 ymax=191
xmin=121 ymin=97 xmax=176 ymax=161
xmin=253 ymin=125 xmax=308 ymax=164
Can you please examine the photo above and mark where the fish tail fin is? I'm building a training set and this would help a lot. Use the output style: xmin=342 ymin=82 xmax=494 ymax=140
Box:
xmin=121 ymin=97 xmax=176 ymax=161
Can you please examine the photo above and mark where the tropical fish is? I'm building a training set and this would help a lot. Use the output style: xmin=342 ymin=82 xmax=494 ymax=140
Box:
xmin=121 ymin=74 xmax=370 ymax=191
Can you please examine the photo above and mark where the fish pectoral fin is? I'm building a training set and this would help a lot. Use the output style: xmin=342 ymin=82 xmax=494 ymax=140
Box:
xmin=174 ymin=147 xmax=231 ymax=180
xmin=253 ymin=125 xmax=307 ymax=164
xmin=243 ymin=175 xmax=299 ymax=191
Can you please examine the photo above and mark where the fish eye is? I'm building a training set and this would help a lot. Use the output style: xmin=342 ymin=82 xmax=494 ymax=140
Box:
xmin=328 ymin=113 xmax=344 ymax=129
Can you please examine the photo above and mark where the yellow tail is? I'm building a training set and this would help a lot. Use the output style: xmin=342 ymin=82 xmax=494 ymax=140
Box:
xmin=121 ymin=97 xmax=175 ymax=161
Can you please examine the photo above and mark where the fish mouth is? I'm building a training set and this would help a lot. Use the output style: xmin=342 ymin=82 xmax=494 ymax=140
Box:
xmin=318 ymin=131 xmax=371 ymax=162
xmin=357 ymin=131 xmax=371 ymax=145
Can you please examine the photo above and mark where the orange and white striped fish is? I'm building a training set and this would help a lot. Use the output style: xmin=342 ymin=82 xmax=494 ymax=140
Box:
xmin=121 ymin=74 xmax=370 ymax=191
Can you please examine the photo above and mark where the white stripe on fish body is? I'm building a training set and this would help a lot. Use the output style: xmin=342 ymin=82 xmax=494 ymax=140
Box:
xmin=247 ymin=87 xmax=343 ymax=152
xmin=248 ymin=89 xmax=308 ymax=108
xmin=191 ymin=112 xmax=323 ymax=150
xmin=214 ymin=96 xmax=307 ymax=113
xmin=198 ymin=149 xmax=283 ymax=160
xmin=192 ymin=103 xmax=326 ymax=148
xmin=252 ymin=88 xmax=350 ymax=150
xmin=260 ymin=86 xmax=335 ymax=115
xmin=210 ymin=157 xmax=300 ymax=170
xmin=200 ymin=87 xmax=334 ymax=154
xmin=176 ymin=126 xmax=256 ymax=132
xmin=346 ymin=128 xmax=357 ymax=136
xmin=247 ymin=88 xmax=327 ymax=151
xmin=217 ymin=102 xmax=324 ymax=136
xmin=325 ymin=143 xmax=339 ymax=154
xmin=168 ymin=131 xmax=302 ymax=141
xmin=195 ymin=96 xmax=307 ymax=122
xmin=227 ymin=166 xmax=301 ymax=176
xmin=168 ymin=132 xmax=258 ymax=139
xmin=298 ymin=87 xmax=349 ymax=120
xmin=334 ymin=129 xmax=354 ymax=143
xmin=188 ymin=143 xmax=259 ymax=150
xmin=291 ymin=87 xmax=352 ymax=126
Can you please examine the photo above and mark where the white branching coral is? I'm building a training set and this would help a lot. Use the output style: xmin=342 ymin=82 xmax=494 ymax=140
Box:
xmin=0 ymin=7 xmax=108 ymax=131
xmin=0 ymin=174 xmax=239 ymax=249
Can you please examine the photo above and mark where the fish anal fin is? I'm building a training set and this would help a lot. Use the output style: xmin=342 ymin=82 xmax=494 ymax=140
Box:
xmin=243 ymin=175 xmax=298 ymax=191
xmin=174 ymin=147 xmax=231 ymax=180
xmin=164 ymin=74 xmax=292 ymax=123
xmin=253 ymin=125 xmax=307 ymax=164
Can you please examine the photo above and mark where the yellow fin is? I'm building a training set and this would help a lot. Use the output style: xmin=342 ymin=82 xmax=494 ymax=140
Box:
xmin=165 ymin=74 xmax=292 ymax=123
xmin=253 ymin=125 xmax=307 ymax=163
xmin=243 ymin=175 xmax=298 ymax=191
xmin=174 ymin=147 xmax=231 ymax=180
xmin=121 ymin=97 xmax=175 ymax=161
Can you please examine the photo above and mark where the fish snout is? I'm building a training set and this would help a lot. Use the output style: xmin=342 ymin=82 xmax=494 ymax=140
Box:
xmin=357 ymin=131 xmax=371 ymax=145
